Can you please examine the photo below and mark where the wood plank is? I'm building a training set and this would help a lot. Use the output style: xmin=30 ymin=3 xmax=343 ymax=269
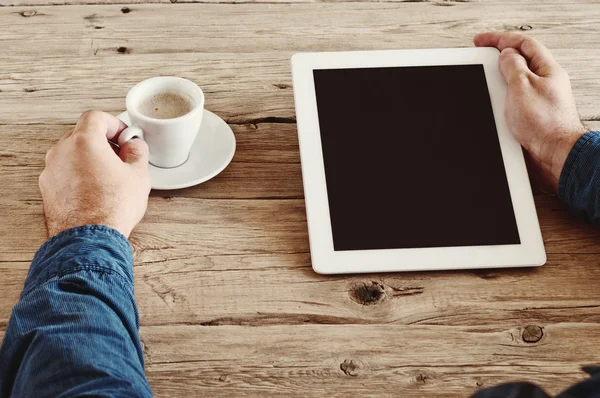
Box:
xmin=0 ymin=323 xmax=600 ymax=397
xmin=0 ymin=3 xmax=599 ymax=61
xmin=140 ymin=323 xmax=600 ymax=396
xmin=0 ymin=50 xmax=599 ymax=125
xmin=145 ymin=363 xmax=585 ymax=398
xmin=3 ymin=252 xmax=600 ymax=329
xmin=3 ymin=322 xmax=598 ymax=396
xmin=4 ymin=0 xmax=597 ymax=5
xmin=0 ymin=0 xmax=534 ymax=6
xmin=3 ymin=3 xmax=600 ymax=54
xmin=1 ymin=191 xmax=599 ymax=264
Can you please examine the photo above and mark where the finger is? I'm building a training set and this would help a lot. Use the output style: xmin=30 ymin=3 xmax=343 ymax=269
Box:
xmin=499 ymin=48 xmax=533 ymax=85
xmin=474 ymin=32 xmax=558 ymax=76
xmin=119 ymin=138 xmax=149 ymax=168
xmin=74 ymin=110 xmax=128 ymax=140
xmin=59 ymin=128 xmax=74 ymax=142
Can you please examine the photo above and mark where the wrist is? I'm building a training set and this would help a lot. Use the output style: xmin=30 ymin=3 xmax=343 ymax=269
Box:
xmin=46 ymin=215 xmax=130 ymax=239
xmin=527 ymin=125 xmax=586 ymax=192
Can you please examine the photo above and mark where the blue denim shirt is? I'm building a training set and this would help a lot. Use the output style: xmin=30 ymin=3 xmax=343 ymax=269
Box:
xmin=0 ymin=131 xmax=599 ymax=397
xmin=0 ymin=225 xmax=152 ymax=397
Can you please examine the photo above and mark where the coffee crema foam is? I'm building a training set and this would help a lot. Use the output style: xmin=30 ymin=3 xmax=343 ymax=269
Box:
xmin=138 ymin=91 xmax=195 ymax=119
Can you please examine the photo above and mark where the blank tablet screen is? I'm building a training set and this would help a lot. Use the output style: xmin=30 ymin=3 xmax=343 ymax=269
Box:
xmin=313 ymin=65 xmax=520 ymax=251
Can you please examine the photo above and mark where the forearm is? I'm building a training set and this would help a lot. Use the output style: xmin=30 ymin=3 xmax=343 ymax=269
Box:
xmin=0 ymin=225 xmax=151 ymax=398
xmin=558 ymin=131 xmax=600 ymax=227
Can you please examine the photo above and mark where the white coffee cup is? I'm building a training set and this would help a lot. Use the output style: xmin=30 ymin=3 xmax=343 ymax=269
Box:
xmin=118 ymin=76 xmax=205 ymax=168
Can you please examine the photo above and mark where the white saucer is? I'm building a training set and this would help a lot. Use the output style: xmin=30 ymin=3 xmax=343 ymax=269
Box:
xmin=117 ymin=110 xmax=236 ymax=190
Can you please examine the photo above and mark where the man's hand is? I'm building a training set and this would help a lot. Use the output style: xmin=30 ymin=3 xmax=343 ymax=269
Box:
xmin=40 ymin=110 xmax=151 ymax=238
xmin=474 ymin=32 xmax=587 ymax=192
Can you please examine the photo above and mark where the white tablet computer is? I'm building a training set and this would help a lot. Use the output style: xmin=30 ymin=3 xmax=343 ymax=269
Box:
xmin=291 ymin=48 xmax=546 ymax=274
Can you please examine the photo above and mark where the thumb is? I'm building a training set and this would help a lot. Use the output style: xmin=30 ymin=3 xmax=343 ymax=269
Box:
xmin=499 ymin=47 xmax=534 ymax=86
xmin=119 ymin=138 xmax=149 ymax=167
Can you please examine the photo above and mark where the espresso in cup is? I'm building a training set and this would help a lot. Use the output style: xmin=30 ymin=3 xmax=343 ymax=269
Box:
xmin=138 ymin=91 xmax=195 ymax=120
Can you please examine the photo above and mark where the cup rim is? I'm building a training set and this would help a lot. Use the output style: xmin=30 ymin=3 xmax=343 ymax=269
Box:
xmin=125 ymin=76 xmax=205 ymax=125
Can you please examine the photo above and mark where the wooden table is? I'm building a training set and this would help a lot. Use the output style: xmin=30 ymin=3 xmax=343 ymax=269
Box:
xmin=1 ymin=0 xmax=600 ymax=396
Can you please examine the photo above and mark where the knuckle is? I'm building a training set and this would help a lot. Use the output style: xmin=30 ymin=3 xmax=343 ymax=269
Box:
xmin=510 ymin=72 xmax=530 ymax=86
xmin=500 ymin=49 xmax=519 ymax=61
xmin=71 ymin=129 xmax=94 ymax=148
xmin=80 ymin=109 xmax=103 ymax=121
xmin=522 ymin=36 xmax=539 ymax=49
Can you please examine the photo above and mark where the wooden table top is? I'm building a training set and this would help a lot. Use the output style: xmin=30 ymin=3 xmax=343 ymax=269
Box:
xmin=1 ymin=0 xmax=600 ymax=396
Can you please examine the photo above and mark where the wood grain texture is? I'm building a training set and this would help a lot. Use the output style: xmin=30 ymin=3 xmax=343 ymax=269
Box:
xmin=140 ymin=323 xmax=600 ymax=396
xmin=0 ymin=50 xmax=599 ymax=124
xmin=1 ymin=0 xmax=600 ymax=395
xmin=3 ymin=3 xmax=600 ymax=55
xmin=0 ymin=49 xmax=600 ymax=124
xmin=2 ymin=252 xmax=600 ymax=328
xmin=0 ymin=0 xmax=592 ymax=7
xmin=0 ymin=323 xmax=590 ymax=396
xmin=1 ymin=3 xmax=600 ymax=122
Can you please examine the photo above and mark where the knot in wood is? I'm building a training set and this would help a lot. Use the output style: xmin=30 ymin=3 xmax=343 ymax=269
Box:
xmin=117 ymin=46 xmax=129 ymax=54
xmin=349 ymin=281 xmax=386 ymax=305
xmin=121 ymin=7 xmax=131 ymax=14
xmin=340 ymin=359 xmax=360 ymax=376
xmin=519 ymin=25 xmax=533 ymax=31
xmin=20 ymin=10 xmax=37 ymax=17
xmin=522 ymin=325 xmax=543 ymax=343
xmin=416 ymin=373 xmax=430 ymax=384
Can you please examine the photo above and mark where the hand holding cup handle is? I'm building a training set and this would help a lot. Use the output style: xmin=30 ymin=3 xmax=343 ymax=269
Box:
xmin=118 ymin=125 xmax=144 ymax=147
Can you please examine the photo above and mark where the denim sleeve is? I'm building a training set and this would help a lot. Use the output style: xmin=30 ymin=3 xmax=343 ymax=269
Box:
xmin=558 ymin=131 xmax=600 ymax=227
xmin=0 ymin=225 xmax=152 ymax=398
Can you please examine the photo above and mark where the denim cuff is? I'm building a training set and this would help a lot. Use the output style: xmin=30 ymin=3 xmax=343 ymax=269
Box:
xmin=22 ymin=225 xmax=134 ymax=297
xmin=558 ymin=131 xmax=600 ymax=205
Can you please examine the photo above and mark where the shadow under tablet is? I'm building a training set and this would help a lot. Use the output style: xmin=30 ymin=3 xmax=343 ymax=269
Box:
xmin=313 ymin=64 xmax=520 ymax=251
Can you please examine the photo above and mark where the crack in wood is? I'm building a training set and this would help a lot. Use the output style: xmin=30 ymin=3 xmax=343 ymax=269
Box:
xmin=388 ymin=285 xmax=425 ymax=297
xmin=229 ymin=116 xmax=296 ymax=125
xmin=524 ymin=305 xmax=600 ymax=311
xmin=199 ymin=313 xmax=368 ymax=326
xmin=271 ymin=300 xmax=331 ymax=307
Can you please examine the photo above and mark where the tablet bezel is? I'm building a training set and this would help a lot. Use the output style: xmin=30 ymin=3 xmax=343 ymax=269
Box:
xmin=291 ymin=48 xmax=546 ymax=274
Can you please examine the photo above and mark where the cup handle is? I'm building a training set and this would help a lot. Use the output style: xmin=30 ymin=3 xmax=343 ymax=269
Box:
xmin=118 ymin=125 xmax=144 ymax=147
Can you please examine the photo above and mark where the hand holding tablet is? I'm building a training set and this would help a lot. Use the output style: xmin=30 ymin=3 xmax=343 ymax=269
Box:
xmin=474 ymin=32 xmax=588 ymax=193
xmin=291 ymin=46 xmax=546 ymax=274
